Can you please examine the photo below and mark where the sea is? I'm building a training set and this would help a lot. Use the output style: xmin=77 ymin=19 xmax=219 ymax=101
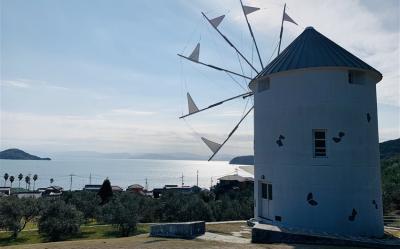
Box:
xmin=0 ymin=159 xmax=251 ymax=191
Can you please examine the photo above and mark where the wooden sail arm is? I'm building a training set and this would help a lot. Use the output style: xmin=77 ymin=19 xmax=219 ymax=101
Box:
xmin=201 ymin=12 xmax=259 ymax=74
xmin=179 ymin=92 xmax=253 ymax=119
xmin=177 ymin=54 xmax=252 ymax=80
xmin=208 ymin=105 xmax=254 ymax=161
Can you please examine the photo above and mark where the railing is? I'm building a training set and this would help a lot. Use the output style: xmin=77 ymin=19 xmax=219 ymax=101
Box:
xmin=384 ymin=215 xmax=400 ymax=228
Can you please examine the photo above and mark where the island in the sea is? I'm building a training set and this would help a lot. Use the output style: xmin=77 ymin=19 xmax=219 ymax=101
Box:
xmin=0 ymin=148 xmax=51 ymax=160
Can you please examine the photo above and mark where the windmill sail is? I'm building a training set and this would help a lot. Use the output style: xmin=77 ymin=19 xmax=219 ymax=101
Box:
xmin=187 ymin=93 xmax=199 ymax=114
xmin=209 ymin=15 xmax=225 ymax=28
xmin=188 ymin=43 xmax=200 ymax=62
xmin=283 ymin=12 xmax=298 ymax=25
xmin=201 ymin=137 xmax=221 ymax=153
xmin=243 ymin=5 xmax=260 ymax=15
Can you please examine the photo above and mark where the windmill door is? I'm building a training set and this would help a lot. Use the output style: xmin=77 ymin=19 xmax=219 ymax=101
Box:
xmin=258 ymin=181 xmax=272 ymax=220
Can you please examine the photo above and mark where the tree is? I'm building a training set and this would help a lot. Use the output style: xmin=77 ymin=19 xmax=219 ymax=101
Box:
xmin=0 ymin=197 xmax=40 ymax=238
xmin=38 ymin=200 xmax=83 ymax=241
xmin=99 ymin=193 xmax=138 ymax=236
xmin=18 ymin=173 xmax=23 ymax=188
xmin=50 ymin=178 xmax=54 ymax=185
xmin=62 ymin=191 xmax=101 ymax=223
xmin=98 ymin=179 xmax=113 ymax=205
xmin=25 ymin=176 xmax=30 ymax=190
xmin=9 ymin=176 xmax=15 ymax=188
xmin=33 ymin=174 xmax=38 ymax=190
xmin=4 ymin=173 xmax=9 ymax=187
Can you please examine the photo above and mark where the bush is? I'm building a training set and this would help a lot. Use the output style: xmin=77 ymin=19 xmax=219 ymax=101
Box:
xmin=38 ymin=200 xmax=83 ymax=241
xmin=99 ymin=193 xmax=138 ymax=236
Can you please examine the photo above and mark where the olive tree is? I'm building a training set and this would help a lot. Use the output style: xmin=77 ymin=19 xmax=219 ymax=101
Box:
xmin=38 ymin=200 xmax=83 ymax=241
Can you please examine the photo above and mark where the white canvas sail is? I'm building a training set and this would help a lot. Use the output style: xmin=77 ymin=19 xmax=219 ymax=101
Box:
xmin=283 ymin=12 xmax=298 ymax=25
xmin=188 ymin=43 xmax=200 ymax=62
xmin=243 ymin=5 xmax=260 ymax=15
xmin=187 ymin=92 xmax=199 ymax=114
xmin=201 ymin=137 xmax=221 ymax=153
xmin=210 ymin=15 xmax=225 ymax=28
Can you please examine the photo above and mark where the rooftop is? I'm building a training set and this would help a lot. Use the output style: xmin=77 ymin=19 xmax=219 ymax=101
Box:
xmin=258 ymin=27 xmax=382 ymax=80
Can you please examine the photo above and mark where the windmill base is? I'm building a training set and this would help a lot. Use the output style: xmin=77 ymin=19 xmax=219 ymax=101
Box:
xmin=251 ymin=223 xmax=400 ymax=249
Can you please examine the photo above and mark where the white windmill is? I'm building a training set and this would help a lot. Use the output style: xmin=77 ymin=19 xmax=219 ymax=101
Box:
xmin=179 ymin=2 xmax=383 ymax=238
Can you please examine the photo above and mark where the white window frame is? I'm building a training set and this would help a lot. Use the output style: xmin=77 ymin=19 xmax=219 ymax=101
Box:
xmin=313 ymin=129 xmax=327 ymax=158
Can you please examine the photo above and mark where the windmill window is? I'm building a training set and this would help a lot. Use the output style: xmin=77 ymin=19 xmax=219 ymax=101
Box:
xmin=257 ymin=78 xmax=270 ymax=92
xmin=348 ymin=70 xmax=365 ymax=85
xmin=268 ymin=183 xmax=273 ymax=200
xmin=261 ymin=183 xmax=268 ymax=199
xmin=261 ymin=183 xmax=272 ymax=200
xmin=313 ymin=129 xmax=327 ymax=157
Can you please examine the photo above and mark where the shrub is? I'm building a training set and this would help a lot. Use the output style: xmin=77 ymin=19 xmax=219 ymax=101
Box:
xmin=38 ymin=200 xmax=83 ymax=241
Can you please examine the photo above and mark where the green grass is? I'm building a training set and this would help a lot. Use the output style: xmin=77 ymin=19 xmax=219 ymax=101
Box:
xmin=0 ymin=224 xmax=150 ymax=247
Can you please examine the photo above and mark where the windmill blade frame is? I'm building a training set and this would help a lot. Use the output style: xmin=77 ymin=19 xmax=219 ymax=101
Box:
xmin=178 ymin=53 xmax=252 ymax=80
xmin=180 ymin=91 xmax=253 ymax=119
xmin=207 ymin=105 xmax=254 ymax=161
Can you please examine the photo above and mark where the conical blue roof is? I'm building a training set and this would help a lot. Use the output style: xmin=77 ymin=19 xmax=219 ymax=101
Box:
xmin=259 ymin=27 xmax=382 ymax=81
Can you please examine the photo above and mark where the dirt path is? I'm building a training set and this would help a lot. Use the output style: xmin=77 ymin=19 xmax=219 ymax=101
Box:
xmin=3 ymin=234 xmax=375 ymax=249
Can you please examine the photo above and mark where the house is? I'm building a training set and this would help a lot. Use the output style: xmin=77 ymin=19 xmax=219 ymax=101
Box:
xmin=126 ymin=184 xmax=144 ymax=194
xmin=152 ymin=185 xmax=198 ymax=198
xmin=0 ymin=187 xmax=11 ymax=196
xmin=83 ymin=184 xmax=102 ymax=192
xmin=112 ymin=185 xmax=123 ymax=193
xmin=14 ymin=191 xmax=42 ymax=199
xmin=41 ymin=186 xmax=63 ymax=196
xmin=218 ymin=174 xmax=254 ymax=189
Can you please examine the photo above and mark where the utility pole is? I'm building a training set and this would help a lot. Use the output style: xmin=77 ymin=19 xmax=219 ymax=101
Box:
xmin=145 ymin=178 xmax=148 ymax=191
xmin=69 ymin=174 xmax=76 ymax=191
xmin=89 ymin=173 xmax=92 ymax=185
xmin=196 ymin=170 xmax=199 ymax=187
xmin=210 ymin=177 xmax=213 ymax=189
xmin=181 ymin=173 xmax=184 ymax=186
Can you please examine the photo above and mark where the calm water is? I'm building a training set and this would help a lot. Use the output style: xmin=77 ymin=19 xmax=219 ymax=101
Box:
xmin=0 ymin=159 xmax=250 ymax=191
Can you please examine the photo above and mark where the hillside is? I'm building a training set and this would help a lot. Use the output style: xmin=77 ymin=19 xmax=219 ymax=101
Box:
xmin=0 ymin=148 xmax=51 ymax=160
xmin=380 ymin=138 xmax=400 ymax=159
xmin=230 ymin=138 xmax=400 ymax=165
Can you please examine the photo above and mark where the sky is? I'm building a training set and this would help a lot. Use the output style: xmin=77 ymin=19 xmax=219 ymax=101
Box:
xmin=1 ymin=0 xmax=399 ymax=158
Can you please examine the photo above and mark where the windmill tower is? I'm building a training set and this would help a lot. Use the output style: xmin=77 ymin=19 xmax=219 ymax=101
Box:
xmin=179 ymin=3 xmax=383 ymax=238
xmin=250 ymin=27 xmax=383 ymax=237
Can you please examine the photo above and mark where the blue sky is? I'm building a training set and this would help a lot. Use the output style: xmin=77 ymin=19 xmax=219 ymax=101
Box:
xmin=1 ymin=0 xmax=399 ymax=158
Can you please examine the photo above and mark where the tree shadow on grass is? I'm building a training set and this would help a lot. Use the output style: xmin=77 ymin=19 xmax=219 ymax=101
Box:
xmin=0 ymin=236 xmax=29 ymax=247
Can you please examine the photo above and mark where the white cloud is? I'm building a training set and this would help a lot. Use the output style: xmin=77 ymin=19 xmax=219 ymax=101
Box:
xmin=2 ymin=80 xmax=31 ymax=88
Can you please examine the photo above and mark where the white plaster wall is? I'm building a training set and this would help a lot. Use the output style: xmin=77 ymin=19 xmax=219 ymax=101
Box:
xmin=253 ymin=68 xmax=383 ymax=237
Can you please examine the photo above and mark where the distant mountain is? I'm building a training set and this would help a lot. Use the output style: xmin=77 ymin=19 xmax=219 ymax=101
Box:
xmin=230 ymin=138 xmax=400 ymax=165
xmin=47 ymin=151 xmax=232 ymax=161
xmin=380 ymin=138 xmax=400 ymax=159
xmin=0 ymin=149 xmax=51 ymax=160
xmin=229 ymin=155 xmax=254 ymax=165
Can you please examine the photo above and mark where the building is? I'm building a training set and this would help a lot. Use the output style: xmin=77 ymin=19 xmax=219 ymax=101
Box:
xmin=218 ymin=174 xmax=254 ymax=189
xmin=14 ymin=191 xmax=42 ymax=199
xmin=40 ymin=186 xmax=63 ymax=196
xmin=126 ymin=184 xmax=144 ymax=194
xmin=250 ymin=27 xmax=383 ymax=237
xmin=111 ymin=185 xmax=123 ymax=193
xmin=152 ymin=185 xmax=198 ymax=198
xmin=83 ymin=184 xmax=102 ymax=192
xmin=0 ymin=187 xmax=11 ymax=196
